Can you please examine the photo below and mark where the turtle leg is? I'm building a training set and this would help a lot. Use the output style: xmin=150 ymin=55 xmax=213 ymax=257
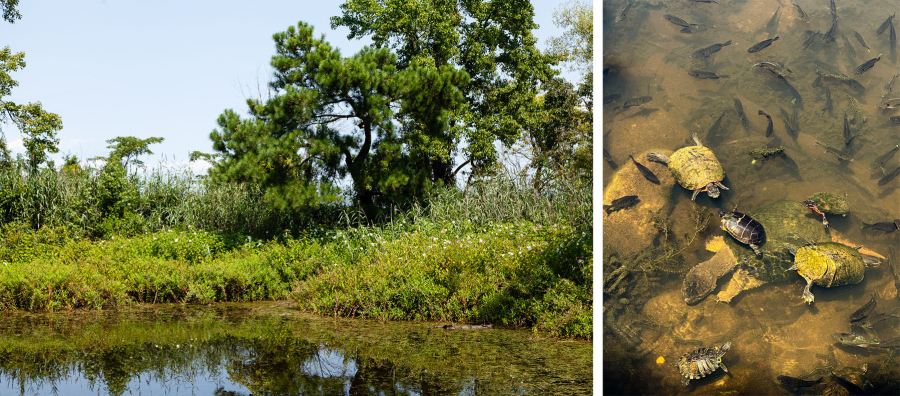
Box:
xmin=750 ymin=244 xmax=761 ymax=256
xmin=714 ymin=181 xmax=729 ymax=190
xmin=820 ymin=214 xmax=829 ymax=229
xmin=802 ymin=281 xmax=816 ymax=304
xmin=691 ymin=189 xmax=701 ymax=201
xmin=719 ymin=362 xmax=728 ymax=372
xmin=682 ymin=376 xmax=691 ymax=386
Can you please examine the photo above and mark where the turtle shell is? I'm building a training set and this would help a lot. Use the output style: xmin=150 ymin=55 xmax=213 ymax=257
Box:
xmin=793 ymin=242 xmax=866 ymax=287
xmin=720 ymin=210 xmax=764 ymax=246
xmin=809 ymin=192 xmax=851 ymax=215
xmin=668 ymin=146 xmax=725 ymax=192
xmin=676 ymin=341 xmax=731 ymax=385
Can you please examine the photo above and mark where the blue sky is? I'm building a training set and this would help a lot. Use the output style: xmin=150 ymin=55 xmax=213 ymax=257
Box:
xmin=0 ymin=0 xmax=580 ymax=174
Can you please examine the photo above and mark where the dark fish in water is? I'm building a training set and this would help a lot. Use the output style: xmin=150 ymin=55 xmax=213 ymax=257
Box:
xmin=892 ymin=115 xmax=900 ymax=124
xmin=829 ymin=0 xmax=836 ymax=19
xmin=767 ymin=6 xmax=781 ymax=31
xmin=734 ymin=99 xmax=745 ymax=120
xmin=877 ymin=13 xmax=895 ymax=35
xmin=824 ymin=19 xmax=838 ymax=43
xmin=876 ymin=97 xmax=900 ymax=109
xmin=748 ymin=36 xmax=780 ymax=53
xmin=603 ymin=148 xmax=619 ymax=169
xmin=689 ymin=70 xmax=729 ymax=79
xmin=792 ymin=0 xmax=808 ymax=24
xmin=691 ymin=40 xmax=732 ymax=58
xmin=781 ymin=107 xmax=798 ymax=137
xmin=759 ymin=110 xmax=774 ymax=137
xmin=832 ymin=332 xmax=880 ymax=347
xmin=780 ymin=153 xmax=803 ymax=181
xmin=812 ymin=73 xmax=823 ymax=88
xmin=604 ymin=195 xmax=639 ymax=215
xmin=803 ymin=31 xmax=824 ymax=49
xmin=842 ymin=111 xmax=851 ymax=145
xmin=854 ymin=31 xmax=870 ymax=51
xmin=752 ymin=61 xmax=791 ymax=77
xmin=841 ymin=34 xmax=856 ymax=58
xmin=629 ymin=155 xmax=660 ymax=184
xmin=664 ymin=14 xmax=692 ymax=28
xmin=869 ymin=145 xmax=899 ymax=171
xmin=815 ymin=141 xmax=852 ymax=161
xmin=706 ymin=111 xmax=727 ymax=145
xmin=849 ymin=294 xmax=876 ymax=322
xmin=890 ymin=22 xmax=896 ymax=48
xmin=862 ymin=220 xmax=899 ymax=232
xmin=623 ymin=96 xmax=652 ymax=108
xmin=615 ymin=0 xmax=636 ymax=23
xmin=855 ymin=308 xmax=900 ymax=329
xmin=689 ymin=0 xmax=718 ymax=3
xmin=822 ymin=86 xmax=832 ymax=115
xmin=854 ymin=54 xmax=882 ymax=74
xmin=777 ymin=375 xmax=823 ymax=391
xmin=882 ymin=72 xmax=899 ymax=97
xmin=603 ymin=93 xmax=621 ymax=104
xmin=749 ymin=146 xmax=784 ymax=163
xmin=877 ymin=165 xmax=900 ymax=185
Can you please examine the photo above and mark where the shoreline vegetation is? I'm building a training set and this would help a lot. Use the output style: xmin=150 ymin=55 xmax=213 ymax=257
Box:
xmin=0 ymin=163 xmax=592 ymax=340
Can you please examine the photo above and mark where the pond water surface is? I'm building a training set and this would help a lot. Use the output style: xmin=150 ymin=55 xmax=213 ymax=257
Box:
xmin=0 ymin=302 xmax=592 ymax=395
xmin=603 ymin=0 xmax=900 ymax=394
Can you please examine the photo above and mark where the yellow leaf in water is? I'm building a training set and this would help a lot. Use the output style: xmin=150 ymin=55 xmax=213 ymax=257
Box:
xmin=656 ymin=356 xmax=665 ymax=365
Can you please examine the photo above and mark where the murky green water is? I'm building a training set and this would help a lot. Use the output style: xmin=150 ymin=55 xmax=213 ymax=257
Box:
xmin=603 ymin=0 xmax=899 ymax=394
xmin=0 ymin=303 xmax=591 ymax=395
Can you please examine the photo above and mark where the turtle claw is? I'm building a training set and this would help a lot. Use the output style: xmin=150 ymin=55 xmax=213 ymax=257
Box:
xmin=802 ymin=283 xmax=815 ymax=304
xmin=691 ymin=189 xmax=701 ymax=201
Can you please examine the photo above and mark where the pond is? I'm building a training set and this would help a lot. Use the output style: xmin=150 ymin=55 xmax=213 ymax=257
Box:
xmin=0 ymin=302 xmax=592 ymax=395
xmin=603 ymin=0 xmax=900 ymax=394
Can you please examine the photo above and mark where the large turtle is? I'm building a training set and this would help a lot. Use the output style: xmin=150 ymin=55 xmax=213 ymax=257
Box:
xmin=801 ymin=192 xmax=851 ymax=229
xmin=647 ymin=132 xmax=729 ymax=201
xmin=786 ymin=241 xmax=881 ymax=304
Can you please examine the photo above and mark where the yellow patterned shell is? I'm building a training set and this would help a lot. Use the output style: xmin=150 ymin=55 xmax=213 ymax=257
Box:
xmin=793 ymin=242 xmax=865 ymax=287
xmin=668 ymin=146 xmax=725 ymax=191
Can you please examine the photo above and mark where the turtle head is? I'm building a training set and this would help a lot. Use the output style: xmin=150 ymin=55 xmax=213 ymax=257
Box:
xmin=717 ymin=209 xmax=727 ymax=219
xmin=719 ymin=341 xmax=731 ymax=354
xmin=800 ymin=199 xmax=816 ymax=209
xmin=705 ymin=183 xmax=720 ymax=198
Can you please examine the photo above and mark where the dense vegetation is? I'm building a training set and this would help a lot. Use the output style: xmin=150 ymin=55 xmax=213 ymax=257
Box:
xmin=0 ymin=1 xmax=593 ymax=339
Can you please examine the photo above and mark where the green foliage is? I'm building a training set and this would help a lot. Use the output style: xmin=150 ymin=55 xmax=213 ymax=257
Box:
xmin=546 ymin=0 xmax=593 ymax=71
xmin=104 ymin=136 xmax=164 ymax=168
xmin=332 ymin=0 xmax=557 ymax=177
xmin=1 ymin=0 xmax=20 ymax=23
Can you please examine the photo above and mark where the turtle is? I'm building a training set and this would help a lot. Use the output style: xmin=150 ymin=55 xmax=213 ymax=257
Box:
xmin=786 ymin=241 xmax=882 ymax=304
xmin=682 ymin=245 xmax=738 ymax=304
xmin=647 ymin=131 xmax=728 ymax=201
xmin=676 ymin=341 xmax=731 ymax=385
xmin=801 ymin=192 xmax=851 ymax=228
xmin=719 ymin=208 xmax=765 ymax=255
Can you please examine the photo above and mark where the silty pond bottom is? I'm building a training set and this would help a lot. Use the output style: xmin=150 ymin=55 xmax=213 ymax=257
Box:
xmin=604 ymin=0 xmax=899 ymax=394
xmin=0 ymin=302 xmax=592 ymax=395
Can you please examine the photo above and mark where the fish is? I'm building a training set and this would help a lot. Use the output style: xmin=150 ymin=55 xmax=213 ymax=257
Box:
xmin=603 ymin=93 xmax=621 ymax=104
xmin=877 ymin=98 xmax=900 ymax=109
xmin=877 ymin=13 xmax=895 ymax=35
xmin=604 ymin=195 xmax=640 ymax=215
xmin=780 ymin=108 xmax=796 ymax=137
xmin=623 ymin=96 xmax=652 ymax=108
xmin=892 ymin=115 xmax=900 ymax=124
xmin=869 ymin=145 xmax=899 ymax=170
xmin=829 ymin=0 xmax=836 ymax=19
xmin=841 ymin=35 xmax=856 ymax=58
xmin=663 ymin=14 xmax=691 ymax=28
xmin=792 ymin=0 xmax=808 ymax=24
xmin=603 ymin=148 xmax=619 ymax=170
xmin=748 ymin=36 xmax=779 ymax=53
xmin=854 ymin=54 xmax=882 ymax=74
xmin=842 ymin=111 xmax=851 ymax=145
xmin=749 ymin=147 xmax=784 ymax=163
xmin=629 ymin=155 xmax=660 ymax=185
xmin=615 ymin=0 xmax=636 ymax=23
xmin=824 ymin=20 xmax=838 ymax=43
xmin=862 ymin=221 xmax=899 ymax=232
xmin=706 ymin=111 xmax=728 ymax=145
xmin=767 ymin=6 xmax=781 ymax=31
xmin=691 ymin=40 xmax=732 ymax=58
xmin=689 ymin=0 xmax=717 ymax=3
xmin=815 ymin=142 xmax=852 ymax=161
xmin=734 ymin=99 xmax=745 ymax=120
xmin=854 ymin=31 xmax=870 ymax=51
xmin=688 ymin=70 xmax=729 ymax=79
xmin=832 ymin=332 xmax=880 ymax=348
xmin=802 ymin=31 xmax=824 ymax=50
xmin=822 ymin=86 xmax=833 ymax=115
xmin=849 ymin=294 xmax=876 ymax=322
xmin=777 ymin=375 xmax=823 ymax=391
xmin=759 ymin=110 xmax=774 ymax=137
xmin=877 ymin=165 xmax=900 ymax=185
xmin=751 ymin=61 xmax=790 ymax=77
xmin=842 ymin=78 xmax=865 ymax=93
xmin=780 ymin=153 xmax=803 ymax=181
xmin=890 ymin=22 xmax=896 ymax=48
xmin=854 ymin=308 xmax=900 ymax=329
xmin=883 ymin=71 xmax=900 ymax=97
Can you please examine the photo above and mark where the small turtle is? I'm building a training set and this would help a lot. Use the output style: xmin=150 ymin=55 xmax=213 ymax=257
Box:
xmin=676 ymin=341 xmax=731 ymax=385
xmin=719 ymin=208 xmax=765 ymax=255
xmin=647 ymin=132 xmax=729 ymax=201
xmin=787 ymin=242 xmax=881 ymax=304
xmin=801 ymin=192 xmax=850 ymax=229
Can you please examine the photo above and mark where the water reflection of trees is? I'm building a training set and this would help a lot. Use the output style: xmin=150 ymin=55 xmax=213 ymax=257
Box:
xmin=0 ymin=307 xmax=590 ymax=395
